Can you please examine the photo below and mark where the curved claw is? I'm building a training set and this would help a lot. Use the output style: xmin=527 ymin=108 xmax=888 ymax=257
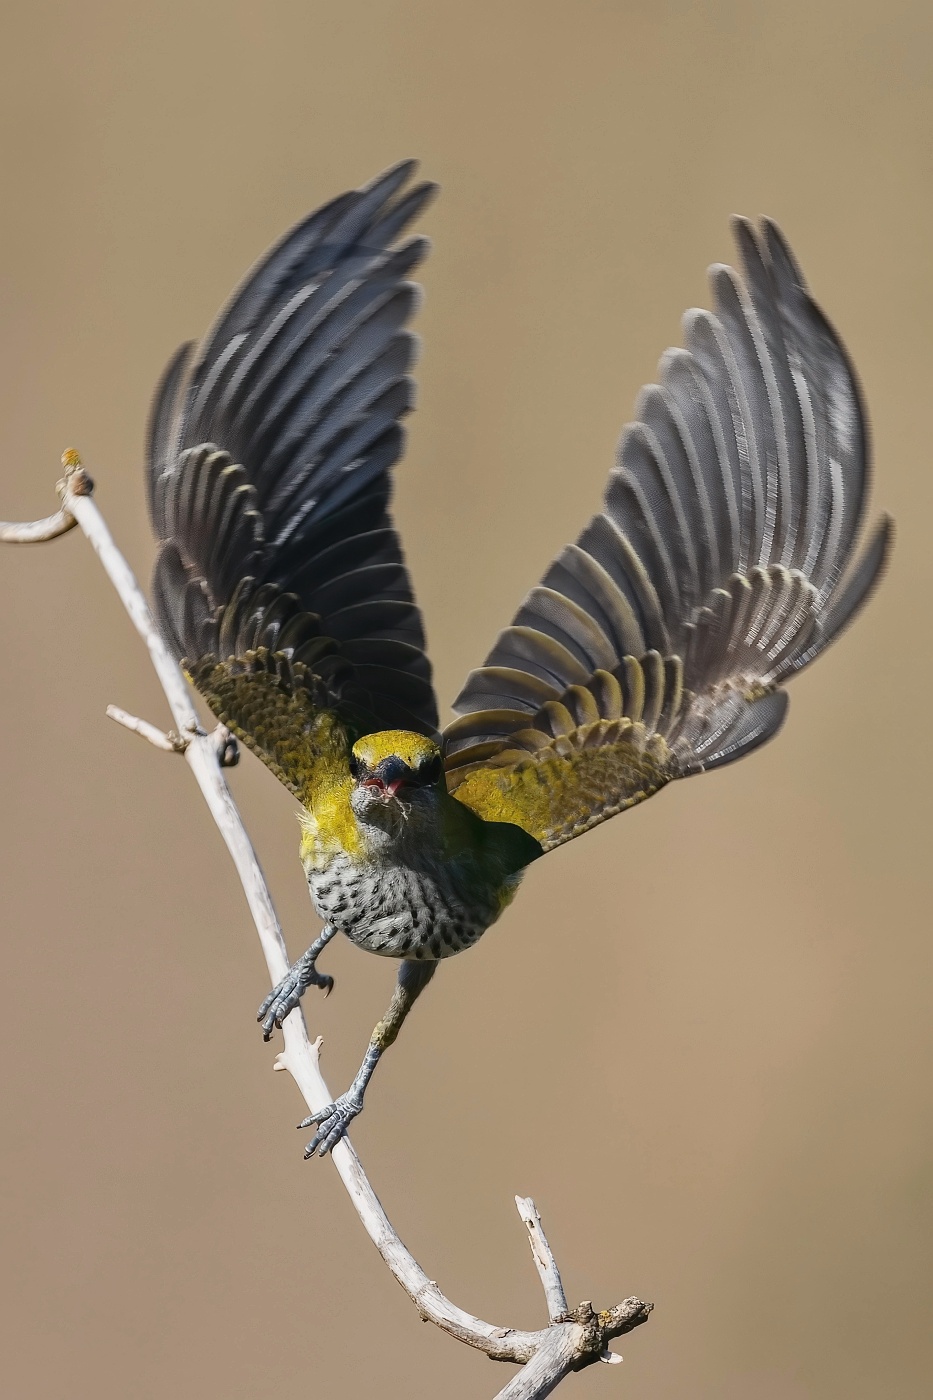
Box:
xmin=257 ymin=965 xmax=336 ymax=1041
xmin=300 ymin=1091 xmax=363 ymax=1158
xmin=257 ymin=977 xmax=298 ymax=1040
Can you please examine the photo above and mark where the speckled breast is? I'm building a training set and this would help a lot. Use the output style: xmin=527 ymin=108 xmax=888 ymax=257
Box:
xmin=304 ymin=850 xmax=516 ymax=960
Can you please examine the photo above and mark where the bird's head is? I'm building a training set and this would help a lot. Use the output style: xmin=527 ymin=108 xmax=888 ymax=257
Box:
xmin=347 ymin=730 xmax=445 ymax=829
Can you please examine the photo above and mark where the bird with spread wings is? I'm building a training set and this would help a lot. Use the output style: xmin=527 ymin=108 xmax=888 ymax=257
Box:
xmin=147 ymin=162 xmax=891 ymax=1156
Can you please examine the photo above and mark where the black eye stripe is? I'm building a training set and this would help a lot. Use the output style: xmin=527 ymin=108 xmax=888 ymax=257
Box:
xmin=417 ymin=754 xmax=442 ymax=784
xmin=350 ymin=750 xmax=441 ymax=785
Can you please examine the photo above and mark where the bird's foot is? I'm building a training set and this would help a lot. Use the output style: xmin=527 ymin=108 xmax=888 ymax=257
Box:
xmin=257 ymin=952 xmax=334 ymax=1041
xmin=299 ymin=1089 xmax=364 ymax=1158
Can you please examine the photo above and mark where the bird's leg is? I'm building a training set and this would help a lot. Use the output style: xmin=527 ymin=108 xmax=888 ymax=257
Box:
xmin=301 ymin=957 xmax=438 ymax=1157
xmin=258 ymin=923 xmax=338 ymax=1041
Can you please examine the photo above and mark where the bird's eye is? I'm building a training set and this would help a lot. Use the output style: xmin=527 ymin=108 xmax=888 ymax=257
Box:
xmin=418 ymin=753 xmax=442 ymax=786
xmin=348 ymin=751 xmax=363 ymax=780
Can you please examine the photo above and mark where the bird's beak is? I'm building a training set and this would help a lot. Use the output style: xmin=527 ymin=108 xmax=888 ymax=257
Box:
xmin=363 ymin=756 xmax=417 ymax=800
xmin=361 ymin=775 xmax=407 ymax=800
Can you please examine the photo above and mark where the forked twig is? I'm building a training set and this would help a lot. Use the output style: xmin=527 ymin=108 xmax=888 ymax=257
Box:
xmin=1 ymin=452 xmax=652 ymax=1398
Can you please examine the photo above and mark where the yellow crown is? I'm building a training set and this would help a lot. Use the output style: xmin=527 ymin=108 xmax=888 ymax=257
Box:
xmin=351 ymin=730 xmax=440 ymax=770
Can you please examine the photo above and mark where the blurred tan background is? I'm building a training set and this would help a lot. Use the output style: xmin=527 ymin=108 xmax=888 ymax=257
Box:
xmin=0 ymin=2 xmax=930 ymax=1397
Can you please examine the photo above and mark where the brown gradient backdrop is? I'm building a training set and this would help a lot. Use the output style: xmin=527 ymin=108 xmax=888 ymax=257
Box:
xmin=0 ymin=3 xmax=930 ymax=1397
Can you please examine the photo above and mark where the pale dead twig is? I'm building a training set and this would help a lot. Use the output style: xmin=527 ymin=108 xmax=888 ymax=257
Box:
xmin=515 ymin=1196 xmax=570 ymax=1325
xmin=106 ymin=704 xmax=183 ymax=752
xmin=0 ymin=505 xmax=78 ymax=543
xmin=1 ymin=452 xmax=652 ymax=1397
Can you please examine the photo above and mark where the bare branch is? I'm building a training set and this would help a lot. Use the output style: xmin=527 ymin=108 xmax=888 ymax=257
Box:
xmin=0 ymin=506 xmax=78 ymax=543
xmin=106 ymin=706 xmax=239 ymax=764
xmin=515 ymin=1197 xmax=569 ymax=1323
xmin=106 ymin=704 xmax=181 ymax=752
xmin=3 ymin=453 xmax=653 ymax=1396
xmin=493 ymin=1328 xmax=579 ymax=1400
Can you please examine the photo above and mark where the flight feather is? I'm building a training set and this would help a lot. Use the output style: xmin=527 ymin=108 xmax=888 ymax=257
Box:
xmin=446 ymin=218 xmax=892 ymax=850
xmin=147 ymin=162 xmax=440 ymax=802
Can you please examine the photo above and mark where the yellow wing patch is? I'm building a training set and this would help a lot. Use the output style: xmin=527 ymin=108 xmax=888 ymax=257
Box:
xmin=448 ymin=717 xmax=675 ymax=852
xmin=188 ymin=650 xmax=350 ymax=805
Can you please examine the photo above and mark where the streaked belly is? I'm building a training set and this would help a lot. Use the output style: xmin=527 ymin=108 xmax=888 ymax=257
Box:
xmin=304 ymin=850 xmax=517 ymax=959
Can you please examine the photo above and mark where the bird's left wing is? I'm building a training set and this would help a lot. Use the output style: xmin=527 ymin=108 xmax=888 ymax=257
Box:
xmin=445 ymin=218 xmax=890 ymax=851
xmin=147 ymin=162 xmax=440 ymax=804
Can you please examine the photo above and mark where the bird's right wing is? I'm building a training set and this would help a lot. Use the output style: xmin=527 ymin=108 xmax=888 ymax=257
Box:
xmin=147 ymin=162 xmax=440 ymax=804
xmin=446 ymin=219 xmax=892 ymax=851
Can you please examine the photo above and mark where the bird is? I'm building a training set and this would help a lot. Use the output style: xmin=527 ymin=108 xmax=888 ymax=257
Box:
xmin=146 ymin=160 xmax=891 ymax=1157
